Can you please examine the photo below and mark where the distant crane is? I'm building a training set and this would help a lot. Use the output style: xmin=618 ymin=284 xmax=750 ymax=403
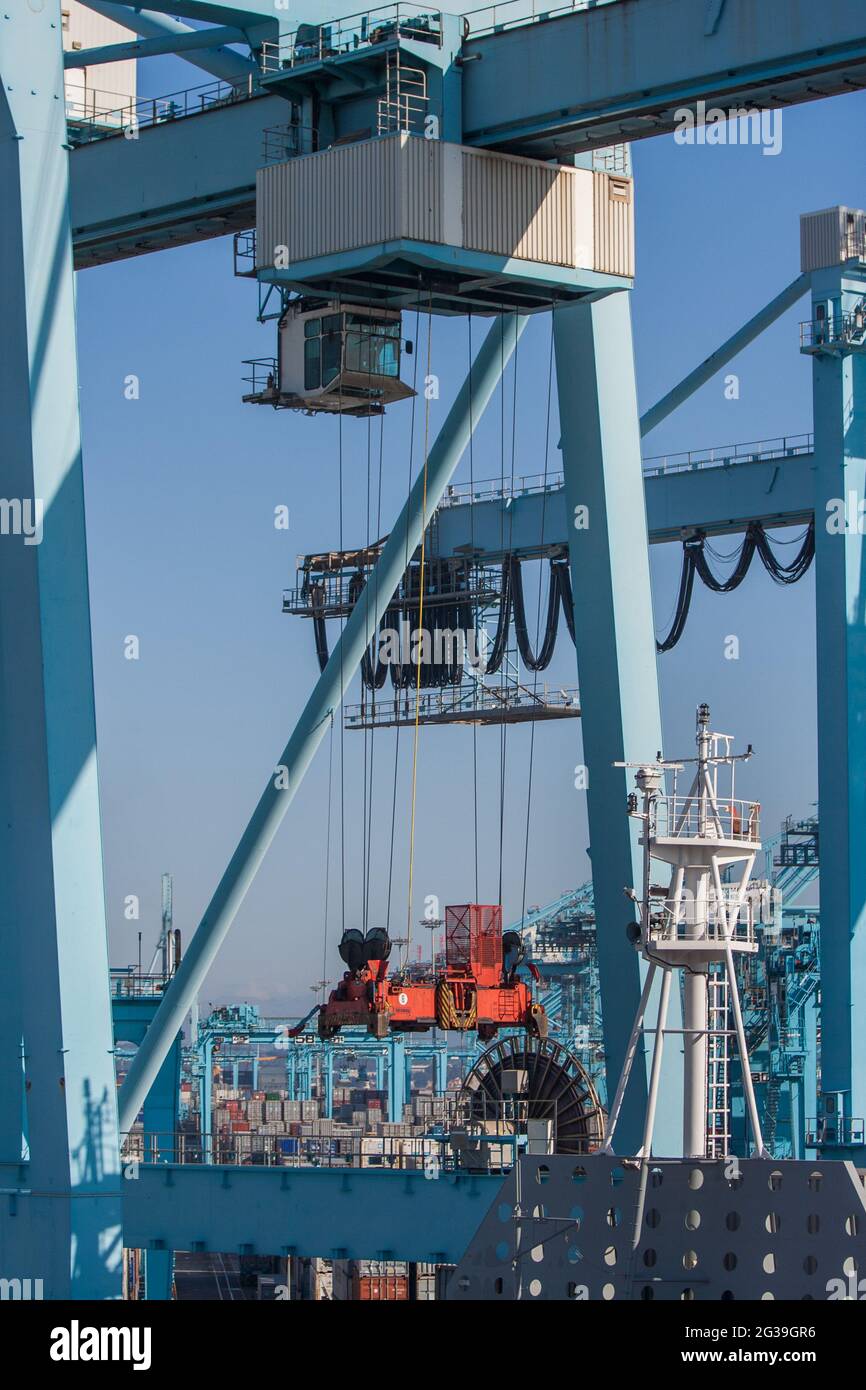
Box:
xmin=147 ymin=873 xmax=180 ymax=980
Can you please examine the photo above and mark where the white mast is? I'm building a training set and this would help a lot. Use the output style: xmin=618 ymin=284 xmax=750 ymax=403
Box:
xmin=602 ymin=703 xmax=770 ymax=1160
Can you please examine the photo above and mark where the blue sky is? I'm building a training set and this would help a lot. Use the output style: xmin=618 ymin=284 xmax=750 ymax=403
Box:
xmin=76 ymin=63 xmax=863 ymax=1015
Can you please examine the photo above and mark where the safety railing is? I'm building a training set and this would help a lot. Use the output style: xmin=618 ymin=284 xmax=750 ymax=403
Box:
xmin=377 ymin=58 xmax=429 ymax=135
xmin=66 ymin=74 xmax=260 ymax=144
xmin=800 ymin=310 xmax=866 ymax=352
xmin=655 ymin=794 xmax=760 ymax=842
xmin=592 ymin=144 xmax=630 ymax=174
xmin=233 ymin=230 xmax=257 ymax=277
xmin=462 ymin=0 xmax=631 ymax=39
xmin=647 ymin=914 xmax=757 ymax=950
xmin=434 ymin=434 xmax=814 ymax=511
xmin=110 ymin=970 xmax=168 ymax=999
xmin=805 ymin=1117 xmax=865 ymax=1148
xmin=641 ymin=432 xmax=813 ymax=477
xmin=437 ymin=472 xmax=566 ymax=506
xmin=120 ymin=1128 xmax=491 ymax=1173
xmin=262 ymin=122 xmax=319 ymax=163
xmin=344 ymin=683 xmax=580 ymax=727
xmin=260 ymin=5 xmax=443 ymax=74
xmin=64 ymin=84 xmax=135 ymax=131
xmin=284 ymin=564 xmax=503 ymax=616
xmin=241 ymin=358 xmax=279 ymax=395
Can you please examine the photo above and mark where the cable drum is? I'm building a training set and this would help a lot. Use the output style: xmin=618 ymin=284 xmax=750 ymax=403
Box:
xmin=458 ymin=1035 xmax=605 ymax=1154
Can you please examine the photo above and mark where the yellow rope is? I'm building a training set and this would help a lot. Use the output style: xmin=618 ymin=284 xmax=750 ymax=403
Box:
xmin=405 ymin=308 xmax=434 ymax=959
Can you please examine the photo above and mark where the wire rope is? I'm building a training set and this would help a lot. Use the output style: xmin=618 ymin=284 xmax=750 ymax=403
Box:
xmin=520 ymin=320 xmax=556 ymax=928
xmin=405 ymin=299 xmax=434 ymax=963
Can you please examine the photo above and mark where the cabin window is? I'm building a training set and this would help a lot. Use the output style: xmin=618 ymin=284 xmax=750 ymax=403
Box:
xmin=321 ymin=319 xmax=342 ymax=384
xmin=345 ymin=314 xmax=400 ymax=377
xmin=304 ymin=331 xmax=321 ymax=390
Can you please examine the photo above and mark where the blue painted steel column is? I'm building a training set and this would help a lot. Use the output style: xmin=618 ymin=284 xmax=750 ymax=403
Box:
xmin=141 ymin=1037 xmax=180 ymax=1299
xmin=435 ymin=1044 xmax=447 ymax=1094
xmin=119 ymin=314 xmax=527 ymax=1133
xmin=810 ymin=264 xmax=866 ymax=1160
xmin=0 ymin=3 xmax=121 ymax=1298
xmin=803 ymin=993 xmax=819 ymax=1155
xmin=554 ymin=295 xmax=680 ymax=1154
xmin=640 ymin=275 xmax=809 ymax=437
xmin=202 ymin=1037 xmax=214 ymax=1162
xmin=387 ymin=1036 xmax=407 ymax=1124
xmin=324 ymin=1048 xmax=334 ymax=1119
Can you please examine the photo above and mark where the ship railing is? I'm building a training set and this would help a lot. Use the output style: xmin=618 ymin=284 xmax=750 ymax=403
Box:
xmin=647 ymin=915 xmax=757 ymax=949
xmin=654 ymin=794 xmax=760 ymax=842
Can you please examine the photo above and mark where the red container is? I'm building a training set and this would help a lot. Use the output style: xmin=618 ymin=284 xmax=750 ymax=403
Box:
xmin=353 ymin=1276 xmax=408 ymax=1301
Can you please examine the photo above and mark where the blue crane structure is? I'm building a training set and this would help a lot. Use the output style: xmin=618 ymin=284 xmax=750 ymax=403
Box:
xmin=2 ymin=0 xmax=865 ymax=1298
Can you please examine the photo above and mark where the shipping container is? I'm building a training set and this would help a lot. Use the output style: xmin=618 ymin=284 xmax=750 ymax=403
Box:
xmin=353 ymin=1276 xmax=409 ymax=1301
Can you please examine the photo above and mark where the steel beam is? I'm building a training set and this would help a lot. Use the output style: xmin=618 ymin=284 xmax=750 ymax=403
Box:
xmin=0 ymin=1 xmax=121 ymax=1299
xmin=79 ymin=0 xmax=262 ymax=82
xmin=123 ymin=1163 xmax=502 ymax=1263
xmin=70 ymin=90 xmax=286 ymax=268
xmin=810 ymin=265 xmax=866 ymax=1160
xmin=64 ymin=25 xmax=250 ymax=68
xmin=641 ymin=275 xmax=810 ymax=438
xmin=118 ymin=314 xmax=527 ymax=1134
xmin=431 ymin=449 xmax=815 ymax=561
xmin=462 ymin=0 xmax=866 ymax=155
xmin=67 ymin=1 xmax=866 ymax=264
xmin=554 ymin=294 xmax=681 ymax=1153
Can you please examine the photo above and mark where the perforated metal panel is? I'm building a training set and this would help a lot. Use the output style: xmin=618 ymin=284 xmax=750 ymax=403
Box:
xmin=446 ymin=1154 xmax=866 ymax=1300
